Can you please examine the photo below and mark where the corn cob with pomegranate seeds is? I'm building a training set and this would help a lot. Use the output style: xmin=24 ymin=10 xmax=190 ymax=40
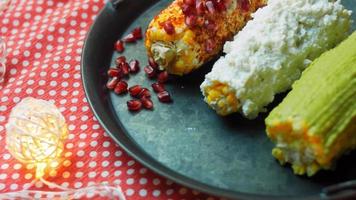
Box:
xmin=145 ymin=0 xmax=267 ymax=75
xmin=266 ymin=32 xmax=356 ymax=176
xmin=200 ymin=0 xmax=351 ymax=119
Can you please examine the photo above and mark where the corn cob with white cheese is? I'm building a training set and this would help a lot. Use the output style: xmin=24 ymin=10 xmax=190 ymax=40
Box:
xmin=200 ymin=0 xmax=352 ymax=119
xmin=145 ymin=0 xmax=267 ymax=75
xmin=266 ymin=32 xmax=356 ymax=176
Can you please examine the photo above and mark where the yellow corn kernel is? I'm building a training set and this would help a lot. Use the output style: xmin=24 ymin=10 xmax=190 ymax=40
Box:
xmin=272 ymin=148 xmax=285 ymax=164
xmin=292 ymin=165 xmax=306 ymax=175
xmin=226 ymin=94 xmax=237 ymax=106
xmin=217 ymin=100 xmax=226 ymax=108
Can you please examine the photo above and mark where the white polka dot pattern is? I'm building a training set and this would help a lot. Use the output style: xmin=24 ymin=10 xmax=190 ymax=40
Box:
xmin=0 ymin=0 xmax=218 ymax=199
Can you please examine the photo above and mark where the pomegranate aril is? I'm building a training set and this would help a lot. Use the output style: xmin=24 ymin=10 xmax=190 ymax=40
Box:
xmin=138 ymin=88 xmax=151 ymax=99
xmin=144 ymin=65 xmax=157 ymax=78
xmin=196 ymin=0 xmax=206 ymax=15
xmin=141 ymin=98 xmax=154 ymax=110
xmin=114 ymin=80 xmax=128 ymax=94
xmin=115 ymin=56 xmax=126 ymax=66
xmin=163 ymin=21 xmax=175 ymax=35
xmin=205 ymin=39 xmax=215 ymax=53
xmin=204 ymin=19 xmax=217 ymax=31
xmin=157 ymin=71 xmax=169 ymax=83
xmin=185 ymin=15 xmax=197 ymax=28
xmin=115 ymin=40 xmax=124 ymax=52
xmin=108 ymin=68 xmax=120 ymax=77
xmin=205 ymin=1 xmax=216 ymax=14
xmin=240 ymin=0 xmax=250 ymax=11
xmin=132 ymin=27 xmax=142 ymax=40
xmin=123 ymin=33 xmax=136 ymax=43
xmin=106 ymin=77 xmax=119 ymax=90
xmin=152 ymin=82 xmax=165 ymax=93
xmin=120 ymin=62 xmax=130 ymax=76
xmin=157 ymin=91 xmax=172 ymax=103
xmin=196 ymin=16 xmax=205 ymax=26
xmin=214 ymin=0 xmax=226 ymax=12
xmin=148 ymin=57 xmax=159 ymax=69
xmin=183 ymin=0 xmax=196 ymax=6
xmin=225 ymin=0 xmax=233 ymax=7
xmin=127 ymin=100 xmax=142 ymax=112
xmin=181 ymin=4 xmax=195 ymax=16
xmin=129 ymin=59 xmax=140 ymax=73
xmin=129 ymin=85 xmax=143 ymax=97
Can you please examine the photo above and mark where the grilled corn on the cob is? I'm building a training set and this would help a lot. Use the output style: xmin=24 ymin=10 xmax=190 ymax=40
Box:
xmin=266 ymin=32 xmax=356 ymax=176
xmin=201 ymin=0 xmax=351 ymax=119
xmin=145 ymin=0 xmax=267 ymax=75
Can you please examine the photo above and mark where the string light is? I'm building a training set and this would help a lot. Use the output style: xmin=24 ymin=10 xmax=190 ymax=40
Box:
xmin=4 ymin=97 xmax=126 ymax=199
xmin=6 ymin=97 xmax=68 ymax=179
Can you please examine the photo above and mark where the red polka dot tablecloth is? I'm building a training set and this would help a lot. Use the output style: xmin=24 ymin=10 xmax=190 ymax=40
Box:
xmin=0 ymin=0 xmax=219 ymax=199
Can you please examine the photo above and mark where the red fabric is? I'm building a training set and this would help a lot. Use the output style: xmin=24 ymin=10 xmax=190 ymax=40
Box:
xmin=0 ymin=0 xmax=216 ymax=199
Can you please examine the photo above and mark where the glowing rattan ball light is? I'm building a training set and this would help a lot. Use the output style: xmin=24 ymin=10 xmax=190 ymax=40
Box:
xmin=6 ymin=97 xmax=68 ymax=179
xmin=3 ymin=97 xmax=126 ymax=199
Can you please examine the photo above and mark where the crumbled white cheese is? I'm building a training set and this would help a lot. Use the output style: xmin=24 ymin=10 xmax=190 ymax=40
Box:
xmin=201 ymin=0 xmax=351 ymax=119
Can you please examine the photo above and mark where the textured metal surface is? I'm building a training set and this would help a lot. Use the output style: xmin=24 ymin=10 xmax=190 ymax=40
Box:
xmin=82 ymin=0 xmax=356 ymax=199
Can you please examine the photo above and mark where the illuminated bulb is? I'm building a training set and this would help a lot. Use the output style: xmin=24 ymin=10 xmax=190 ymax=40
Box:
xmin=6 ymin=97 xmax=68 ymax=179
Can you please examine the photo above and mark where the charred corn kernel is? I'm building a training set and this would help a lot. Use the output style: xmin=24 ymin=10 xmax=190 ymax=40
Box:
xmin=200 ymin=0 xmax=351 ymax=119
xmin=145 ymin=0 xmax=267 ymax=75
xmin=266 ymin=32 xmax=356 ymax=177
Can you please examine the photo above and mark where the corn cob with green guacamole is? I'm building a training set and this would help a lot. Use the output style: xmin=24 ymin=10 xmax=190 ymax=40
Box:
xmin=266 ymin=32 xmax=356 ymax=176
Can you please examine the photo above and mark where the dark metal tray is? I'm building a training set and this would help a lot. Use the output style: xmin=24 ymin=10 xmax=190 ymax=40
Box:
xmin=81 ymin=1 xmax=356 ymax=199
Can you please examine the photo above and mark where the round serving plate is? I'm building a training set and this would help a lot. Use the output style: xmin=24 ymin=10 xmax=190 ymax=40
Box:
xmin=81 ymin=1 xmax=356 ymax=199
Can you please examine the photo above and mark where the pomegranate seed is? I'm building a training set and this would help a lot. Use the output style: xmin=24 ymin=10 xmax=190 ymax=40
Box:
xmin=225 ymin=0 xmax=233 ymax=7
xmin=138 ymin=88 xmax=151 ymax=98
xmin=148 ymin=57 xmax=159 ymax=69
xmin=181 ymin=4 xmax=195 ymax=16
xmin=240 ymin=0 xmax=250 ymax=12
xmin=106 ymin=77 xmax=119 ymax=90
xmin=120 ymin=62 xmax=130 ymax=76
xmin=163 ymin=21 xmax=175 ymax=35
xmin=115 ymin=56 xmax=126 ymax=66
xmin=123 ymin=33 xmax=136 ymax=43
xmin=127 ymin=100 xmax=142 ymax=112
xmin=115 ymin=40 xmax=124 ymax=52
xmin=205 ymin=39 xmax=215 ymax=53
xmin=114 ymin=80 xmax=128 ymax=94
xmin=205 ymin=1 xmax=215 ymax=14
xmin=157 ymin=91 xmax=172 ymax=103
xmin=157 ymin=71 xmax=169 ymax=83
xmin=204 ymin=19 xmax=217 ymax=31
xmin=196 ymin=16 xmax=205 ymax=26
xmin=144 ymin=65 xmax=157 ymax=78
xmin=129 ymin=59 xmax=140 ymax=73
xmin=214 ymin=0 xmax=226 ymax=12
xmin=141 ymin=98 xmax=154 ymax=110
xmin=151 ymin=83 xmax=165 ymax=93
xmin=129 ymin=85 xmax=143 ymax=97
xmin=196 ymin=0 xmax=206 ymax=15
xmin=183 ymin=0 xmax=196 ymax=6
xmin=185 ymin=15 xmax=197 ymax=28
xmin=108 ymin=68 xmax=120 ymax=77
xmin=131 ymin=27 xmax=142 ymax=40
